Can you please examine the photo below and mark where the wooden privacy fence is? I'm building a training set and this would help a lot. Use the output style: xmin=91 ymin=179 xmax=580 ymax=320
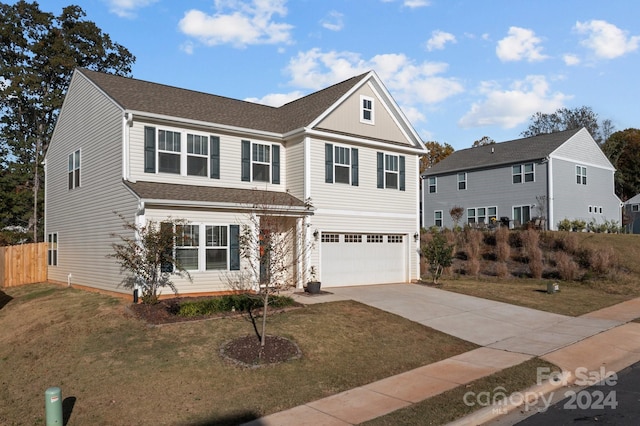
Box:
xmin=0 ymin=242 xmax=48 ymax=287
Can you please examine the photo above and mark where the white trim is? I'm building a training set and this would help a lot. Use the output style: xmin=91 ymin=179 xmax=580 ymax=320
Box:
xmin=549 ymin=153 xmax=616 ymax=172
xmin=316 ymin=208 xmax=415 ymax=219
xmin=305 ymin=128 xmax=427 ymax=155
xmin=359 ymin=94 xmax=375 ymax=125
xmin=304 ymin=136 xmax=311 ymax=200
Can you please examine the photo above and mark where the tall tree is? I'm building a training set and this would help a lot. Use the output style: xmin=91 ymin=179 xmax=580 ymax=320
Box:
xmin=0 ymin=1 xmax=135 ymax=242
xmin=520 ymin=106 xmax=613 ymax=145
xmin=602 ymin=128 xmax=640 ymax=200
xmin=421 ymin=141 xmax=454 ymax=173
xmin=472 ymin=136 xmax=495 ymax=147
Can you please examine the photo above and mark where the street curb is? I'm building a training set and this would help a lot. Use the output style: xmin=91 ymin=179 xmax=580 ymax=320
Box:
xmin=446 ymin=371 xmax=573 ymax=426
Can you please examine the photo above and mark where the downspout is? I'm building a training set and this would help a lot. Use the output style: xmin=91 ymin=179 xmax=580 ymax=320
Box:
xmin=123 ymin=112 xmax=133 ymax=181
xmin=547 ymin=156 xmax=554 ymax=230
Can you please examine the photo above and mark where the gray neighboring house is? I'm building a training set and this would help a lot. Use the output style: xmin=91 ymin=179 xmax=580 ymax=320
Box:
xmin=623 ymin=194 xmax=640 ymax=234
xmin=422 ymin=128 xmax=621 ymax=231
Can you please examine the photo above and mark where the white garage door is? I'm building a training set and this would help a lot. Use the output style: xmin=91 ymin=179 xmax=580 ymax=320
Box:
xmin=320 ymin=233 xmax=407 ymax=287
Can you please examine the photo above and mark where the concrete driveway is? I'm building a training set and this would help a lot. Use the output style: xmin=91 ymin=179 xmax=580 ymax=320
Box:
xmin=295 ymin=284 xmax=621 ymax=356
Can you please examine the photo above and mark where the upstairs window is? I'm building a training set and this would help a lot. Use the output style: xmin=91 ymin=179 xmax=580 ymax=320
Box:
xmin=435 ymin=210 xmax=443 ymax=227
xmin=325 ymin=143 xmax=358 ymax=186
xmin=576 ymin=165 xmax=587 ymax=185
xmin=377 ymin=152 xmax=405 ymax=190
xmin=334 ymin=146 xmax=351 ymax=184
xmin=360 ymin=95 xmax=374 ymax=124
xmin=68 ymin=150 xmax=80 ymax=190
xmin=241 ymin=140 xmax=280 ymax=184
xmin=187 ymin=134 xmax=208 ymax=177
xmin=385 ymin=154 xmax=399 ymax=189
xmin=252 ymin=143 xmax=270 ymax=182
xmin=427 ymin=177 xmax=436 ymax=193
xmin=513 ymin=163 xmax=534 ymax=183
xmin=458 ymin=172 xmax=467 ymax=190
xmin=158 ymin=130 xmax=181 ymax=174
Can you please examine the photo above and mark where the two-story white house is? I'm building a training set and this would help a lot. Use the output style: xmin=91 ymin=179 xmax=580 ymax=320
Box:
xmin=45 ymin=68 xmax=426 ymax=296
xmin=422 ymin=128 xmax=621 ymax=231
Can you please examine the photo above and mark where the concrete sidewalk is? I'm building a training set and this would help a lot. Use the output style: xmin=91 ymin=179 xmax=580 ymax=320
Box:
xmin=243 ymin=284 xmax=640 ymax=426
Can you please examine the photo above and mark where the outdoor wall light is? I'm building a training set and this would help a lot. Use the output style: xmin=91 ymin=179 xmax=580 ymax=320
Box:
xmin=313 ymin=229 xmax=319 ymax=240
xmin=414 ymin=232 xmax=419 ymax=241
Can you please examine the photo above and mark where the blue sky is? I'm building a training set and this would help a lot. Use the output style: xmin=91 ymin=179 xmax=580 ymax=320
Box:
xmin=40 ymin=0 xmax=640 ymax=150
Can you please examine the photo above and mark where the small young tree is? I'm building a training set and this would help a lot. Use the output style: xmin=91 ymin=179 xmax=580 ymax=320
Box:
xmin=422 ymin=231 xmax=454 ymax=284
xmin=109 ymin=214 xmax=191 ymax=304
xmin=226 ymin=192 xmax=314 ymax=353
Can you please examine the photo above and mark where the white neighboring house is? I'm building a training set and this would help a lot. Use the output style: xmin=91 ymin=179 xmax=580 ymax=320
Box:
xmin=422 ymin=128 xmax=621 ymax=230
xmin=44 ymin=68 xmax=427 ymax=296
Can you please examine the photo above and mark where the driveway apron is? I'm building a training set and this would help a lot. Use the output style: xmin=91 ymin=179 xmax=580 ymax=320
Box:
xmin=326 ymin=284 xmax=621 ymax=356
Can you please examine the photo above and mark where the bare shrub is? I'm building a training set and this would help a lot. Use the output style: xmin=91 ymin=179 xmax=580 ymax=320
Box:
xmin=495 ymin=261 xmax=509 ymax=279
xmin=589 ymin=246 xmax=617 ymax=275
xmin=555 ymin=251 xmax=579 ymax=281
xmin=554 ymin=232 xmax=579 ymax=254
xmin=529 ymin=248 xmax=544 ymax=279
xmin=520 ymin=229 xmax=540 ymax=261
xmin=464 ymin=228 xmax=483 ymax=260
xmin=467 ymin=257 xmax=480 ymax=278
xmin=495 ymin=227 xmax=511 ymax=262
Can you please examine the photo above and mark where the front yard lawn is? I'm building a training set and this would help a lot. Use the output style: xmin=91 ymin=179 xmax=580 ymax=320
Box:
xmin=0 ymin=283 xmax=476 ymax=425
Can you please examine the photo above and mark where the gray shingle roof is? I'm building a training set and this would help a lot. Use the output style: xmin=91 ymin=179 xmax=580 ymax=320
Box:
xmin=422 ymin=128 xmax=583 ymax=176
xmin=79 ymin=68 xmax=367 ymax=134
xmin=124 ymin=181 xmax=309 ymax=209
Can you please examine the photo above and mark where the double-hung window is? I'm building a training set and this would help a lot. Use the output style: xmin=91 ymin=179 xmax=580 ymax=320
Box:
xmin=68 ymin=150 xmax=80 ymax=190
xmin=458 ymin=172 xmax=467 ymax=190
xmin=158 ymin=130 xmax=181 ymax=174
xmin=252 ymin=143 xmax=271 ymax=182
xmin=377 ymin=152 xmax=405 ymax=190
xmin=325 ymin=143 xmax=358 ymax=186
xmin=334 ymin=146 xmax=351 ymax=184
xmin=187 ymin=134 xmax=208 ymax=176
xmin=384 ymin=154 xmax=399 ymax=189
xmin=576 ymin=165 xmax=587 ymax=185
xmin=176 ymin=224 xmax=199 ymax=270
xmin=360 ymin=95 xmax=374 ymax=124
xmin=47 ymin=233 xmax=58 ymax=266
xmin=435 ymin=211 xmax=443 ymax=227
xmin=428 ymin=176 xmax=436 ymax=193
xmin=205 ymin=225 xmax=228 ymax=270
xmin=512 ymin=163 xmax=534 ymax=183
xmin=467 ymin=208 xmax=476 ymax=224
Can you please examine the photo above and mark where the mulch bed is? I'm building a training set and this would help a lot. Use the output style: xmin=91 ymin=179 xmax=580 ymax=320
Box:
xmin=220 ymin=335 xmax=302 ymax=367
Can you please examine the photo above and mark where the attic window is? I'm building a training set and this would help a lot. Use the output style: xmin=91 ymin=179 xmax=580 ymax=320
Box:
xmin=360 ymin=95 xmax=374 ymax=124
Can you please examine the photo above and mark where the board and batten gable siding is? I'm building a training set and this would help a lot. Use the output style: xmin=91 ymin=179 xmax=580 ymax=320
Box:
xmin=128 ymin=120 xmax=286 ymax=191
xmin=315 ymin=83 xmax=411 ymax=145
xmin=551 ymin=157 xmax=621 ymax=226
xmin=423 ymin=162 xmax=549 ymax=229
xmin=46 ymin=71 xmax=139 ymax=293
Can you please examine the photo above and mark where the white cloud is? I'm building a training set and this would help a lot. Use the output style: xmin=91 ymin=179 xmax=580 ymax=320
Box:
xmin=575 ymin=20 xmax=640 ymax=59
xmin=563 ymin=54 xmax=580 ymax=66
xmin=178 ymin=0 xmax=294 ymax=48
xmin=321 ymin=10 xmax=344 ymax=31
xmin=244 ymin=91 xmax=305 ymax=107
xmin=426 ymin=30 xmax=456 ymax=51
xmin=496 ymin=27 xmax=548 ymax=62
xmin=105 ymin=0 xmax=157 ymax=18
xmin=458 ymin=75 xmax=570 ymax=129
xmin=380 ymin=0 xmax=430 ymax=8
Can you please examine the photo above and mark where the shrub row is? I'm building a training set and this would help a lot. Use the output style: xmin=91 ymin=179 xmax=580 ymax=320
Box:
xmin=177 ymin=294 xmax=295 ymax=317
